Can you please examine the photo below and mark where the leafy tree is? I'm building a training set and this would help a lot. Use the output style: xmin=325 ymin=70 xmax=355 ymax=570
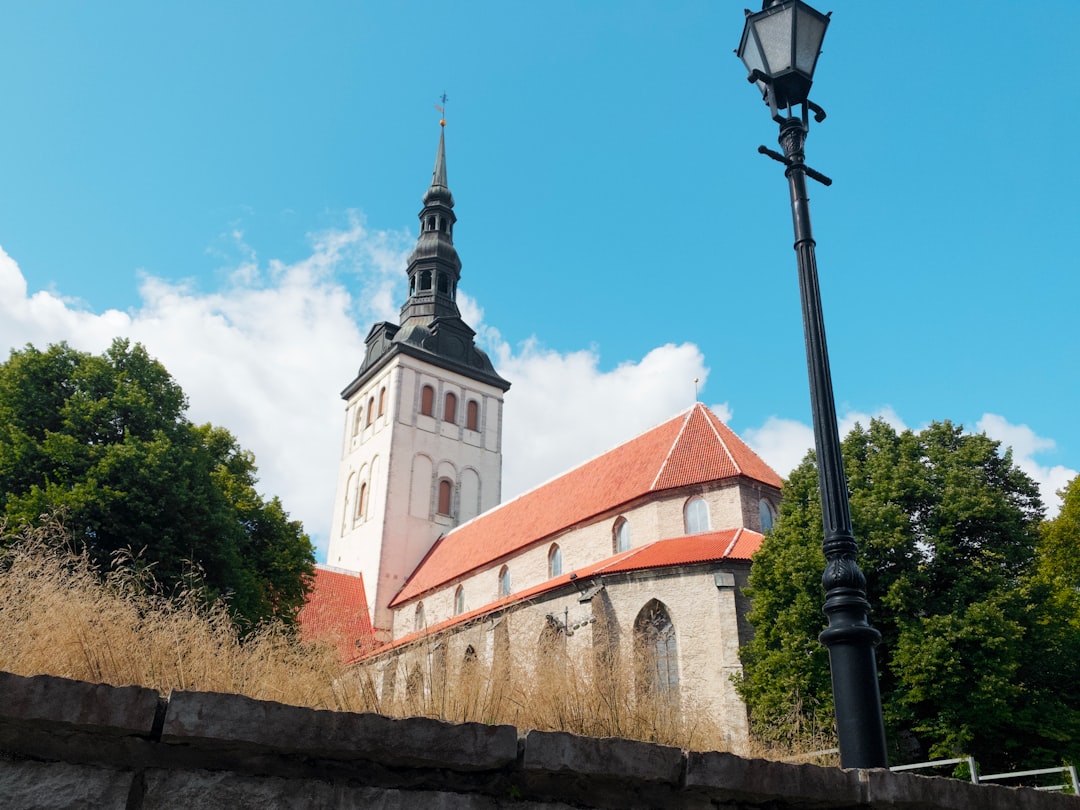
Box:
xmin=0 ymin=339 xmax=314 ymax=627
xmin=737 ymin=419 xmax=1080 ymax=771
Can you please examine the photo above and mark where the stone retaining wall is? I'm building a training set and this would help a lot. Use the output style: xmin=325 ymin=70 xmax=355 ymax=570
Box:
xmin=0 ymin=671 xmax=1073 ymax=809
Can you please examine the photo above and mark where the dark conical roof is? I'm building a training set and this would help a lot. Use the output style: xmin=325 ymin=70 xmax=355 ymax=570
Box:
xmin=342 ymin=121 xmax=509 ymax=399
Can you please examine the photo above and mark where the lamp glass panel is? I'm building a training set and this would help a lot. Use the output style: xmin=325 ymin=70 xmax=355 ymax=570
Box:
xmin=738 ymin=26 xmax=765 ymax=75
xmin=794 ymin=6 xmax=827 ymax=76
xmin=754 ymin=10 xmax=794 ymax=75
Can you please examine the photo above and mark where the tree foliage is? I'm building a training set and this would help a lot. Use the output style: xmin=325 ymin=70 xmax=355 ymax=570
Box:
xmin=0 ymin=340 xmax=314 ymax=627
xmin=737 ymin=419 xmax=1080 ymax=771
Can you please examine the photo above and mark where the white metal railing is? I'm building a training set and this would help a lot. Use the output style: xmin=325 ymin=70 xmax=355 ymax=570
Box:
xmin=978 ymin=765 xmax=1079 ymax=795
xmin=890 ymin=756 xmax=979 ymax=784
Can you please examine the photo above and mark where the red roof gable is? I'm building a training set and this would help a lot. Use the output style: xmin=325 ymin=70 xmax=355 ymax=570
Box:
xmin=390 ymin=404 xmax=779 ymax=607
xmin=374 ymin=528 xmax=763 ymax=656
xmin=298 ymin=565 xmax=376 ymax=664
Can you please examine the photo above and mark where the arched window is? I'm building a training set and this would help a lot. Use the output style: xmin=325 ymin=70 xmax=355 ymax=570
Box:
xmin=415 ymin=602 xmax=426 ymax=631
xmin=613 ymin=517 xmax=631 ymax=553
xmin=759 ymin=498 xmax=775 ymax=533
xmin=634 ymin=600 xmax=679 ymax=697
xmin=548 ymin=544 xmax=563 ymax=578
xmin=356 ymin=482 xmax=368 ymax=521
xmin=498 ymin=565 xmax=511 ymax=598
xmin=378 ymin=387 xmax=387 ymax=417
xmin=466 ymin=400 xmax=480 ymax=431
xmin=420 ymin=270 xmax=432 ymax=290
xmin=366 ymin=396 xmax=374 ymax=426
xmin=420 ymin=385 xmax=435 ymax=417
xmin=437 ymin=479 xmax=453 ymax=516
xmin=352 ymin=407 xmax=362 ymax=436
xmin=454 ymin=585 xmax=465 ymax=615
xmin=437 ymin=273 xmax=449 ymax=294
xmin=684 ymin=496 xmax=710 ymax=534
xmin=444 ymin=391 xmax=457 ymax=423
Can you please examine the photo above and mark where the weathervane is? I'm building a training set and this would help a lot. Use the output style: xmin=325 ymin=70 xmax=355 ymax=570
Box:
xmin=435 ymin=92 xmax=448 ymax=127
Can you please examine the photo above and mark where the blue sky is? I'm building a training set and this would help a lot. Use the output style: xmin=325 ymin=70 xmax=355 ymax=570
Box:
xmin=1 ymin=2 xmax=1076 ymax=561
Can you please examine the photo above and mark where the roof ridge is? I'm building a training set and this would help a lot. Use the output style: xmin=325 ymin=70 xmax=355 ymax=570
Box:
xmin=649 ymin=406 xmax=697 ymax=491
xmin=702 ymin=405 xmax=742 ymax=475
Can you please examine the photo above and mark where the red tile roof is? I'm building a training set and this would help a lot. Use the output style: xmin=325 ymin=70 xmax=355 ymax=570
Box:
xmin=390 ymin=404 xmax=779 ymax=607
xmin=298 ymin=565 xmax=377 ymax=664
xmin=373 ymin=528 xmax=763 ymax=656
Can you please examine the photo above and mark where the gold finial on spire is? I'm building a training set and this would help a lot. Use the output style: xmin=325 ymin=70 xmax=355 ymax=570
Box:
xmin=435 ymin=92 xmax=448 ymax=127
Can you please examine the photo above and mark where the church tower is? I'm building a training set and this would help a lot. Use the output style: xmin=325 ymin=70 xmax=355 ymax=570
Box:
xmin=328 ymin=122 xmax=510 ymax=639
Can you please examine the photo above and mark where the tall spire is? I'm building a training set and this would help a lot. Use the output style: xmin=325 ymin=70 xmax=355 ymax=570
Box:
xmin=344 ymin=115 xmax=508 ymax=395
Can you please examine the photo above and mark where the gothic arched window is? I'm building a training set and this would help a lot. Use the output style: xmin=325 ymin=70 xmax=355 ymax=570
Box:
xmin=684 ymin=496 xmax=710 ymax=534
xmin=548 ymin=544 xmax=562 ymax=578
xmin=366 ymin=396 xmax=374 ymax=427
xmin=759 ymin=498 xmax=775 ymax=533
xmin=466 ymin=400 xmax=480 ymax=431
xmin=613 ymin=517 xmax=631 ymax=553
xmin=378 ymin=386 xmax=387 ymax=417
xmin=415 ymin=602 xmax=426 ymax=632
xmin=420 ymin=385 xmax=435 ymax=417
xmin=498 ymin=565 xmax=511 ymax=598
xmin=634 ymin=600 xmax=679 ymax=698
xmin=454 ymin=585 xmax=465 ymax=615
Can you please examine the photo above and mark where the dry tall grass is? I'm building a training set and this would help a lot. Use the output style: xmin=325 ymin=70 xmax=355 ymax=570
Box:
xmin=0 ymin=517 xmax=762 ymax=755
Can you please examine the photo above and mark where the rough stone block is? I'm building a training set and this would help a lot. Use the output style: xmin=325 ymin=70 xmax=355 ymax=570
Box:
xmin=862 ymin=767 xmax=1080 ymax=810
xmin=0 ymin=671 xmax=159 ymax=737
xmin=684 ymin=750 xmax=864 ymax=807
xmin=521 ymin=729 xmax=683 ymax=785
xmin=142 ymin=768 xmax=527 ymax=809
xmin=161 ymin=691 xmax=518 ymax=771
xmin=0 ymin=755 xmax=134 ymax=810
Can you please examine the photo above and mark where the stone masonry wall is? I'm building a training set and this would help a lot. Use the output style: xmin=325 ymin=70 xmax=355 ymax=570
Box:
xmin=0 ymin=670 xmax=1073 ymax=810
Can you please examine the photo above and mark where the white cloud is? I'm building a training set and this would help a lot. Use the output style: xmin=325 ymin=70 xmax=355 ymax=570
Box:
xmin=0 ymin=218 xmax=412 ymax=564
xmin=977 ymin=414 xmax=1076 ymax=517
xmin=743 ymin=417 xmax=815 ymax=477
xmin=495 ymin=340 xmax=711 ymax=499
xmin=4 ymin=229 xmax=1074 ymax=572
xmin=743 ymin=407 xmax=907 ymax=479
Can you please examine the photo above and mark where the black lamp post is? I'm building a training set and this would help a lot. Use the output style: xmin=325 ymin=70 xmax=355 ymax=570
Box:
xmin=736 ymin=1 xmax=889 ymax=769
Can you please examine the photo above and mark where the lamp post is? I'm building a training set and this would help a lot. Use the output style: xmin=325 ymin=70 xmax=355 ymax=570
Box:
xmin=736 ymin=1 xmax=888 ymax=769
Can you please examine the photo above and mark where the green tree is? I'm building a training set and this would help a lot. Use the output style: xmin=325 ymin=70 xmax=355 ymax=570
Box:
xmin=0 ymin=339 xmax=314 ymax=626
xmin=738 ymin=419 xmax=1080 ymax=771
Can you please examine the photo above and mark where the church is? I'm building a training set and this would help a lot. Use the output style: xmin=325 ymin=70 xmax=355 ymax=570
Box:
xmin=300 ymin=122 xmax=783 ymax=748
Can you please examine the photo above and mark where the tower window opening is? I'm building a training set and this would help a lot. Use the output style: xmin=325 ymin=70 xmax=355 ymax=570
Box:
xmin=420 ymin=270 xmax=432 ymax=291
xmin=454 ymin=585 xmax=465 ymax=616
xmin=444 ymin=391 xmax=457 ymax=424
xmin=366 ymin=396 xmax=375 ymax=427
xmin=437 ymin=478 xmax=453 ymax=516
xmin=466 ymin=400 xmax=479 ymax=431
xmin=439 ymin=218 xmax=447 ymax=233
xmin=420 ymin=385 xmax=435 ymax=417
xmin=378 ymin=387 xmax=387 ymax=417
xmin=409 ymin=277 xmax=416 ymax=295
xmin=437 ymin=273 xmax=449 ymax=294
xmin=426 ymin=216 xmax=434 ymax=231
xmin=352 ymin=407 xmax=362 ymax=437
xmin=356 ymin=482 xmax=368 ymax=522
